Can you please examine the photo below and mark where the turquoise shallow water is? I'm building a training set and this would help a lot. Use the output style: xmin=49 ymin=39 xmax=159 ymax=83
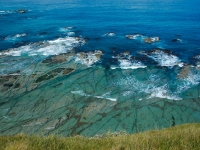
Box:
xmin=0 ymin=0 xmax=200 ymax=136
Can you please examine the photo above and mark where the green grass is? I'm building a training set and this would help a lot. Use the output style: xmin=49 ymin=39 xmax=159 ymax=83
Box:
xmin=0 ymin=123 xmax=200 ymax=150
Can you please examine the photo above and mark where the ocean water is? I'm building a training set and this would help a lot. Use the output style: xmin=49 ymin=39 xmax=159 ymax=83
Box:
xmin=0 ymin=0 xmax=200 ymax=136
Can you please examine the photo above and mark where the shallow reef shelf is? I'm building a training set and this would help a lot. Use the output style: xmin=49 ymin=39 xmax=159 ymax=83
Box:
xmin=0 ymin=52 xmax=200 ymax=136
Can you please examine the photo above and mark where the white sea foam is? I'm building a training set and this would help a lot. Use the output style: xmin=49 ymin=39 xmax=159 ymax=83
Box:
xmin=111 ymin=59 xmax=146 ymax=69
xmin=59 ymin=27 xmax=74 ymax=32
xmin=119 ymin=59 xmax=146 ymax=69
xmin=95 ymin=96 xmax=117 ymax=101
xmin=178 ymin=73 xmax=200 ymax=92
xmin=113 ymin=75 xmax=182 ymax=100
xmin=103 ymin=32 xmax=116 ymax=37
xmin=0 ymin=36 xmax=85 ymax=56
xmin=71 ymin=90 xmax=117 ymax=101
xmin=5 ymin=33 xmax=27 ymax=40
xmin=150 ymin=37 xmax=160 ymax=42
xmin=175 ymin=65 xmax=200 ymax=93
xmin=142 ymin=49 xmax=183 ymax=67
xmin=71 ymin=90 xmax=88 ymax=96
xmin=126 ymin=34 xmax=142 ymax=39
xmin=194 ymin=55 xmax=200 ymax=60
xmin=75 ymin=50 xmax=102 ymax=67
xmin=95 ymin=92 xmax=117 ymax=101
xmin=67 ymin=32 xmax=75 ymax=36
xmin=14 ymin=33 xmax=27 ymax=38
xmin=111 ymin=53 xmax=146 ymax=69
xmin=0 ymin=10 xmax=12 ymax=14
xmin=148 ymin=86 xmax=182 ymax=100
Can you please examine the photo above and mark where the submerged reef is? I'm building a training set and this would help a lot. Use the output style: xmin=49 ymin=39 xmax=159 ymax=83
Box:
xmin=0 ymin=30 xmax=200 ymax=137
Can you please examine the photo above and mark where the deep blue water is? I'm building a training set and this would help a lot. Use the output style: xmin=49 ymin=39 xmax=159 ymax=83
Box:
xmin=1 ymin=0 xmax=200 ymax=60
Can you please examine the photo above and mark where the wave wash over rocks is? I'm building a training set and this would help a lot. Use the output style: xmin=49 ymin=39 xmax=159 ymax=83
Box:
xmin=0 ymin=28 xmax=200 ymax=137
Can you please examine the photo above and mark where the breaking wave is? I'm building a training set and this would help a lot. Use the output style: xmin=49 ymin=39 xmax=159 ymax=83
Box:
xmin=75 ymin=50 xmax=102 ymax=67
xmin=111 ymin=52 xmax=146 ymax=69
xmin=139 ymin=49 xmax=183 ymax=67
xmin=0 ymin=36 xmax=85 ymax=56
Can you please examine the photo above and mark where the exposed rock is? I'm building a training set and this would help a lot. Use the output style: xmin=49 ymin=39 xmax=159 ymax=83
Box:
xmin=126 ymin=35 xmax=134 ymax=39
xmin=143 ymin=37 xmax=160 ymax=44
xmin=126 ymin=34 xmax=141 ymax=39
xmin=35 ymin=67 xmax=75 ymax=83
xmin=15 ymin=9 xmax=28 ymax=14
xmin=194 ymin=55 xmax=200 ymax=60
xmin=172 ymin=38 xmax=181 ymax=42
xmin=42 ymin=53 xmax=74 ymax=64
xmin=37 ymin=32 xmax=47 ymax=36
xmin=63 ymin=68 xmax=75 ymax=75
xmin=103 ymin=32 xmax=115 ymax=36
xmin=75 ymin=50 xmax=103 ymax=66
xmin=123 ymin=51 xmax=130 ymax=55
xmin=49 ymin=55 xmax=67 ymax=63
xmin=14 ymin=83 xmax=21 ymax=88
xmin=178 ymin=65 xmax=191 ymax=79
xmin=65 ymin=26 xmax=73 ymax=30
xmin=77 ymin=52 xmax=86 ymax=59
xmin=94 ymin=50 xmax=103 ymax=59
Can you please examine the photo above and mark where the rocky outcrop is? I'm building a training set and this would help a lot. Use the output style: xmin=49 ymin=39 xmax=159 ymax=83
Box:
xmin=143 ymin=37 xmax=160 ymax=44
xmin=172 ymin=38 xmax=181 ymax=42
xmin=15 ymin=9 xmax=28 ymax=14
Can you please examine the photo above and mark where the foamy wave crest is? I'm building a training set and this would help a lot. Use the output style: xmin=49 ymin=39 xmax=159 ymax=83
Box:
xmin=5 ymin=33 xmax=27 ymax=40
xmin=178 ymin=73 xmax=200 ymax=92
xmin=59 ymin=27 xmax=74 ymax=33
xmin=67 ymin=32 xmax=75 ymax=36
xmin=140 ymin=49 xmax=183 ymax=67
xmin=14 ymin=33 xmax=27 ymax=38
xmin=111 ymin=52 xmax=146 ymax=69
xmin=184 ymin=73 xmax=200 ymax=85
xmin=103 ymin=32 xmax=116 ymax=37
xmin=176 ymin=65 xmax=200 ymax=92
xmin=75 ymin=50 xmax=102 ymax=67
xmin=148 ymin=85 xmax=182 ymax=100
xmin=0 ymin=36 xmax=85 ymax=56
xmin=113 ymin=75 xmax=182 ymax=100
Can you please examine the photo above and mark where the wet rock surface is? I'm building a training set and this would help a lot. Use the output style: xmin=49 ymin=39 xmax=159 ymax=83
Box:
xmin=143 ymin=37 xmax=160 ymax=44
xmin=15 ymin=9 xmax=28 ymax=14
xmin=178 ymin=65 xmax=191 ymax=79
xmin=0 ymin=36 xmax=199 ymax=137
xmin=0 ymin=56 xmax=199 ymax=136
xmin=172 ymin=38 xmax=182 ymax=42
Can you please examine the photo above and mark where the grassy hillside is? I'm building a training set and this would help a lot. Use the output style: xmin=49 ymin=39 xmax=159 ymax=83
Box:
xmin=0 ymin=123 xmax=200 ymax=150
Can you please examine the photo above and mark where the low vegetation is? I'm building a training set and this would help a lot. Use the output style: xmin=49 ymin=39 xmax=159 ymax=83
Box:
xmin=0 ymin=123 xmax=200 ymax=150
